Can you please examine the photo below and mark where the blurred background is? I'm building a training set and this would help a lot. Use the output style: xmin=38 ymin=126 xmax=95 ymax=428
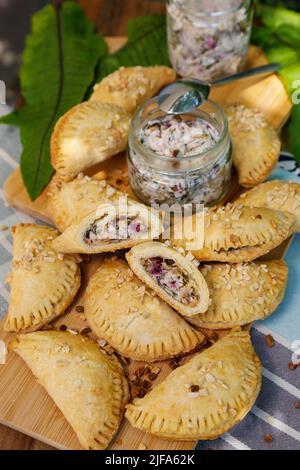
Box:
xmin=0 ymin=0 xmax=299 ymax=105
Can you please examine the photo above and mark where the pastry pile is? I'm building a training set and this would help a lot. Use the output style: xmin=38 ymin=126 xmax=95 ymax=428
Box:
xmin=51 ymin=66 xmax=176 ymax=182
xmin=226 ymin=104 xmax=281 ymax=188
xmin=3 ymin=67 xmax=298 ymax=449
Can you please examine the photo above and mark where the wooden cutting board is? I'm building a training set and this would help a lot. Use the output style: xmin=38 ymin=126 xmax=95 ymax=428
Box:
xmin=0 ymin=37 xmax=292 ymax=451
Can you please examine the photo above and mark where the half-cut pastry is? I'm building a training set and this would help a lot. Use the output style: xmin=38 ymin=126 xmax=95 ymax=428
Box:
xmin=47 ymin=174 xmax=123 ymax=231
xmin=51 ymin=101 xmax=131 ymax=181
xmin=51 ymin=202 xmax=162 ymax=254
xmin=226 ymin=104 xmax=281 ymax=188
xmin=90 ymin=66 xmax=176 ymax=114
xmin=174 ymin=204 xmax=295 ymax=263
xmin=185 ymin=260 xmax=288 ymax=330
xmin=10 ymin=331 xmax=129 ymax=450
xmin=5 ymin=224 xmax=81 ymax=333
xmin=126 ymin=242 xmax=210 ymax=317
xmin=84 ymin=257 xmax=205 ymax=362
xmin=126 ymin=330 xmax=261 ymax=440
xmin=235 ymin=180 xmax=300 ymax=232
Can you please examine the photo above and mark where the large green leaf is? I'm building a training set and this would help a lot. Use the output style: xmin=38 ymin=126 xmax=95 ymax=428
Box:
xmin=0 ymin=2 xmax=107 ymax=200
xmin=290 ymin=105 xmax=300 ymax=164
xmin=94 ymin=14 xmax=169 ymax=83
xmin=276 ymin=23 xmax=300 ymax=48
xmin=256 ymin=4 xmax=300 ymax=29
xmin=253 ymin=2 xmax=300 ymax=163
xmin=263 ymin=45 xmax=300 ymax=69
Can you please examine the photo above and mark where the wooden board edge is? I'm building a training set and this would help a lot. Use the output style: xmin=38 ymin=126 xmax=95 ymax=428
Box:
xmin=0 ymin=418 xmax=69 ymax=451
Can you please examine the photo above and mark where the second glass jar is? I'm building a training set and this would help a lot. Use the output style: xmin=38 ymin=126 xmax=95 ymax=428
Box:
xmin=167 ymin=0 xmax=254 ymax=82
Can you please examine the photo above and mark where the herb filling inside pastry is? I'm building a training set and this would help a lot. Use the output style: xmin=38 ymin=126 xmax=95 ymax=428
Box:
xmin=126 ymin=242 xmax=210 ymax=316
xmin=84 ymin=215 xmax=147 ymax=245
xmin=143 ymin=257 xmax=199 ymax=307
xmin=51 ymin=201 xmax=162 ymax=255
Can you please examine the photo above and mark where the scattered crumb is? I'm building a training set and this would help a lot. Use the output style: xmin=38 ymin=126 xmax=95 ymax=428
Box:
xmin=138 ymin=442 xmax=147 ymax=450
xmin=68 ymin=328 xmax=79 ymax=335
xmin=0 ymin=225 xmax=8 ymax=231
xmin=288 ymin=361 xmax=299 ymax=371
xmin=169 ymin=357 xmax=182 ymax=370
xmin=98 ymin=339 xmax=107 ymax=348
xmin=59 ymin=324 xmax=67 ymax=331
xmin=93 ymin=170 xmax=107 ymax=180
xmin=264 ymin=434 xmax=273 ymax=444
xmin=75 ymin=305 xmax=84 ymax=313
xmin=80 ymin=327 xmax=91 ymax=336
xmin=0 ymin=340 xmax=7 ymax=365
xmin=265 ymin=334 xmax=275 ymax=348
xmin=295 ymin=402 xmax=300 ymax=409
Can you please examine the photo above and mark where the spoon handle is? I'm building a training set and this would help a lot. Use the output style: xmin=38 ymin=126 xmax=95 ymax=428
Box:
xmin=212 ymin=63 xmax=281 ymax=86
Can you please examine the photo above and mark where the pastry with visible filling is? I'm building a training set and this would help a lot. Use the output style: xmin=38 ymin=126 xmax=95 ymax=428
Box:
xmin=51 ymin=101 xmax=131 ymax=181
xmin=5 ymin=224 xmax=81 ymax=333
xmin=126 ymin=242 xmax=210 ymax=316
xmin=10 ymin=331 xmax=129 ymax=450
xmin=47 ymin=174 xmax=123 ymax=231
xmin=185 ymin=260 xmax=288 ymax=330
xmin=51 ymin=202 xmax=162 ymax=254
xmin=126 ymin=330 xmax=261 ymax=440
xmin=235 ymin=180 xmax=300 ymax=232
xmin=84 ymin=257 xmax=205 ymax=362
xmin=90 ymin=66 xmax=176 ymax=114
xmin=226 ymin=104 xmax=281 ymax=188
xmin=174 ymin=204 xmax=295 ymax=262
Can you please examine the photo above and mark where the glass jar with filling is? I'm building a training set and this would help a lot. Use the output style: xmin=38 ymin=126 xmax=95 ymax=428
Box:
xmin=167 ymin=0 xmax=253 ymax=82
xmin=127 ymin=97 xmax=232 ymax=207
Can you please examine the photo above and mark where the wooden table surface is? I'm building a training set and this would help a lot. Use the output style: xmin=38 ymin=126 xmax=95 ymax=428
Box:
xmin=0 ymin=0 xmax=164 ymax=451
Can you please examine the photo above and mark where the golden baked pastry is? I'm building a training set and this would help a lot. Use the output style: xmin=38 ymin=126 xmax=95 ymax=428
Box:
xmin=84 ymin=257 xmax=205 ymax=362
xmin=10 ymin=331 xmax=129 ymax=450
xmin=185 ymin=260 xmax=288 ymax=330
xmin=51 ymin=201 xmax=162 ymax=254
xmin=227 ymin=104 xmax=281 ymax=187
xmin=126 ymin=330 xmax=261 ymax=440
xmin=47 ymin=174 xmax=123 ymax=231
xmin=126 ymin=242 xmax=210 ymax=317
xmin=90 ymin=66 xmax=176 ymax=114
xmin=235 ymin=180 xmax=300 ymax=232
xmin=174 ymin=204 xmax=295 ymax=262
xmin=5 ymin=224 xmax=81 ymax=333
xmin=51 ymin=101 xmax=131 ymax=181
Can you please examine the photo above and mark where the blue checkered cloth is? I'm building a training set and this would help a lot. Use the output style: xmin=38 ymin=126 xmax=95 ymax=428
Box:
xmin=0 ymin=104 xmax=299 ymax=450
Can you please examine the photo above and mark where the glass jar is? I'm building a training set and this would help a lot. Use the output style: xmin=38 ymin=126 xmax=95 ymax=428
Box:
xmin=126 ymin=97 xmax=232 ymax=208
xmin=167 ymin=0 xmax=253 ymax=82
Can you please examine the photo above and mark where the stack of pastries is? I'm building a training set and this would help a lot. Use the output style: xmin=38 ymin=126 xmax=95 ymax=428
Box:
xmin=4 ymin=66 xmax=299 ymax=450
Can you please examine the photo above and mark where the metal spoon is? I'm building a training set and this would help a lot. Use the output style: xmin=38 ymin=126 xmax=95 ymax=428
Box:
xmin=158 ymin=63 xmax=281 ymax=115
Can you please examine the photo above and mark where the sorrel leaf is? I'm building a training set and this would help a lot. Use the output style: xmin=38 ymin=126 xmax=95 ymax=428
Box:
xmin=95 ymin=14 xmax=169 ymax=83
xmin=0 ymin=2 xmax=107 ymax=200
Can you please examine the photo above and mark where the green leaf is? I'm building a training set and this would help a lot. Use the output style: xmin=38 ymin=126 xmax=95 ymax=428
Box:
xmin=0 ymin=2 xmax=107 ymax=200
xmin=254 ymin=3 xmax=300 ymax=165
xmin=127 ymin=14 xmax=166 ymax=40
xmin=252 ymin=26 xmax=279 ymax=48
xmin=279 ymin=62 xmax=300 ymax=94
xmin=256 ymin=4 xmax=300 ymax=29
xmin=263 ymin=45 xmax=300 ymax=69
xmin=290 ymin=105 xmax=300 ymax=164
xmin=0 ymin=110 xmax=21 ymax=126
xmin=275 ymin=23 xmax=300 ymax=48
xmin=95 ymin=14 xmax=169 ymax=83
